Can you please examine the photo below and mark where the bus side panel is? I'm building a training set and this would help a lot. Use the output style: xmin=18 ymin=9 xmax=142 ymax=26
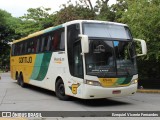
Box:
xmin=10 ymin=54 xmax=36 ymax=83
xmin=29 ymin=52 xmax=71 ymax=92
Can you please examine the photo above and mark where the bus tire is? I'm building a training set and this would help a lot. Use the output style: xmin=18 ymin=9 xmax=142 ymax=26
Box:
xmin=18 ymin=73 xmax=26 ymax=88
xmin=55 ymin=79 xmax=69 ymax=100
xmin=16 ymin=72 xmax=20 ymax=85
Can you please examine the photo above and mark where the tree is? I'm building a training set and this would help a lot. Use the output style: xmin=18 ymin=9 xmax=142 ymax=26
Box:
xmin=54 ymin=1 xmax=95 ymax=25
xmin=0 ymin=9 xmax=18 ymax=67
xmin=18 ymin=7 xmax=56 ymax=37
xmin=0 ymin=9 xmax=15 ymax=43
xmin=20 ymin=7 xmax=55 ymax=29
xmin=121 ymin=0 xmax=160 ymax=60
xmin=120 ymin=0 xmax=160 ymax=87
xmin=110 ymin=0 xmax=128 ymax=22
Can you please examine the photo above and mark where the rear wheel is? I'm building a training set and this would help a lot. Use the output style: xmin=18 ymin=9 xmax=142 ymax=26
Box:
xmin=55 ymin=79 xmax=69 ymax=100
xmin=16 ymin=72 xmax=20 ymax=85
xmin=18 ymin=73 xmax=26 ymax=88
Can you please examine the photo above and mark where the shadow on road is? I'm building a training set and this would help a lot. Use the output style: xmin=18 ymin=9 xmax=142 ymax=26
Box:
xmin=73 ymin=98 xmax=130 ymax=107
xmin=13 ymin=81 xmax=130 ymax=107
xmin=13 ymin=82 xmax=56 ymax=97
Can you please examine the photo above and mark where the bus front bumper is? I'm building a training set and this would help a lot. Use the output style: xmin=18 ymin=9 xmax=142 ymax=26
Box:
xmin=81 ymin=83 xmax=137 ymax=99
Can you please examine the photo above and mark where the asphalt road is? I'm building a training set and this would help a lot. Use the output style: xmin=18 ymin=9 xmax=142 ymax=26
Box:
xmin=0 ymin=72 xmax=159 ymax=120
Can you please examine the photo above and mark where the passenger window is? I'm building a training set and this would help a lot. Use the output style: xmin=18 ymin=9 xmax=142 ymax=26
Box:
xmin=60 ymin=31 xmax=65 ymax=50
xmin=47 ymin=35 xmax=52 ymax=51
xmin=43 ymin=35 xmax=49 ymax=52
xmin=41 ymin=37 xmax=45 ymax=52
xmin=53 ymin=28 xmax=65 ymax=51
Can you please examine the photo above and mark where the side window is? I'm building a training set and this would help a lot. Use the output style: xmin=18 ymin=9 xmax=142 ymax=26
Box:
xmin=30 ymin=41 xmax=34 ymax=53
xmin=50 ymin=28 xmax=65 ymax=51
xmin=24 ymin=42 xmax=27 ymax=54
xmin=14 ymin=44 xmax=17 ymax=56
xmin=26 ymin=39 xmax=34 ymax=54
xmin=43 ymin=35 xmax=49 ymax=52
xmin=33 ymin=39 xmax=37 ymax=53
xmin=11 ymin=44 xmax=15 ymax=56
xmin=22 ymin=42 xmax=26 ymax=54
xmin=49 ymin=33 xmax=54 ymax=51
xmin=17 ymin=43 xmax=21 ymax=55
xmin=47 ymin=35 xmax=52 ymax=51
xmin=41 ymin=37 xmax=45 ymax=52
xmin=67 ymin=24 xmax=83 ymax=78
xmin=60 ymin=31 xmax=65 ymax=50
xmin=36 ymin=37 xmax=41 ymax=53
xmin=53 ymin=31 xmax=59 ymax=51
xmin=19 ymin=43 xmax=23 ymax=55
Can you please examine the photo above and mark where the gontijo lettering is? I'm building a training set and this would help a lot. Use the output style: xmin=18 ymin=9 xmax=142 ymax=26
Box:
xmin=19 ymin=56 xmax=32 ymax=63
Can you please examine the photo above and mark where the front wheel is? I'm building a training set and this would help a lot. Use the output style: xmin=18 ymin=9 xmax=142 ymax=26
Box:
xmin=55 ymin=79 xmax=69 ymax=100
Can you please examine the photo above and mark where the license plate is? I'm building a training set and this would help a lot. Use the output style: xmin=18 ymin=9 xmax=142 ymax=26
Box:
xmin=112 ymin=90 xmax=121 ymax=94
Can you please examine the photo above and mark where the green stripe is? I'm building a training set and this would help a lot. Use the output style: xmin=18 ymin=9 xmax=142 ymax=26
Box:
xmin=30 ymin=53 xmax=52 ymax=81
xmin=30 ymin=54 xmax=44 ymax=79
xmin=35 ymin=53 xmax=52 ymax=80
xmin=122 ymin=77 xmax=132 ymax=84
xmin=117 ymin=78 xmax=126 ymax=84
xmin=115 ymin=77 xmax=132 ymax=86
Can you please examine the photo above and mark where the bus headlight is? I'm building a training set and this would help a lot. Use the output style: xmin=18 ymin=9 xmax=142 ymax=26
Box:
xmin=131 ymin=79 xmax=138 ymax=84
xmin=83 ymin=79 xmax=101 ymax=86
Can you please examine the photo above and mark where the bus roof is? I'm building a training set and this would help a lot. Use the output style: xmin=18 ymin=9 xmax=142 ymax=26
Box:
xmin=64 ymin=20 xmax=128 ymax=27
xmin=12 ymin=20 xmax=128 ymax=44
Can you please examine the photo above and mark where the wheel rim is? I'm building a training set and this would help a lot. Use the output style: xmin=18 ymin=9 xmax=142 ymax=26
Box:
xmin=58 ymin=84 xmax=65 ymax=96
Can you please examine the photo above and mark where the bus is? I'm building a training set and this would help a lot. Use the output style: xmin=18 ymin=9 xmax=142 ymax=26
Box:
xmin=10 ymin=20 xmax=147 ymax=100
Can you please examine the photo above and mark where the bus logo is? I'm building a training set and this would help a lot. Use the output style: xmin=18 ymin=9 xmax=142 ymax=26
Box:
xmin=69 ymin=83 xmax=80 ymax=94
xmin=19 ymin=57 xmax=32 ymax=63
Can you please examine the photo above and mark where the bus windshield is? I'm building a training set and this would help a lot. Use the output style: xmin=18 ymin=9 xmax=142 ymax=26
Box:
xmin=85 ymin=39 xmax=137 ymax=77
xmin=83 ymin=23 xmax=132 ymax=40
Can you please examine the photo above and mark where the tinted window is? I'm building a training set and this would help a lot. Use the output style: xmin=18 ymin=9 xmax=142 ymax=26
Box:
xmin=67 ymin=24 xmax=83 ymax=78
xmin=83 ymin=23 xmax=132 ymax=40
xmin=11 ymin=27 xmax=65 ymax=56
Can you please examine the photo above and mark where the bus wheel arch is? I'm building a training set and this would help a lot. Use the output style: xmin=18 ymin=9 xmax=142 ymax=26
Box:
xmin=55 ymin=77 xmax=69 ymax=100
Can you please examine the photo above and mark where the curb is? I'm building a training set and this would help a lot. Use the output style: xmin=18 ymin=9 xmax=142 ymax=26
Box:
xmin=137 ymin=89 xmax=160 ymax=93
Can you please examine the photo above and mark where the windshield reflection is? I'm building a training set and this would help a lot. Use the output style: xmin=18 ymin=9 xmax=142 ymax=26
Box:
xmin=85 ymin=39 xmax=137 ymax=77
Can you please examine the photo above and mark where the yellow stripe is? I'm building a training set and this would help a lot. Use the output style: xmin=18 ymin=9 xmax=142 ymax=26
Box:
xmin=99 ymin=78 xmax=117 ymax=87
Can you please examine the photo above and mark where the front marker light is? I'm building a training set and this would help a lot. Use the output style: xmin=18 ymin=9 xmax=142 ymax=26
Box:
xmin=131 ymin=79 xmax=138 ymax=84
xmin=83 ymin=79 xmax=101 ymax=86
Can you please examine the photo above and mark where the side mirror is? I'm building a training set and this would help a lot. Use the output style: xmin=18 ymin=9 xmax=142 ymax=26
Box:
xmin=134 ymin=38 xmax=147 ymax=56
xmin=79 ymin=34 xmax=89 ymax=54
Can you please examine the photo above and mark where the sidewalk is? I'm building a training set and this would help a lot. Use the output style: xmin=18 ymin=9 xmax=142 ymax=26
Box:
xmin=137 ymin=89 xmax=160 ymax=93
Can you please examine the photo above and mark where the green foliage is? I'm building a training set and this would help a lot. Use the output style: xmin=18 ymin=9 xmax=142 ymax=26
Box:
xmin=110 ymin=0 xmax=128 ymax=22
xmin=0 ymin=9 xmax=15 ymax=43
xmin=94 ymin=0 xmax=115 ymax=21
xmin=121 ymin=0 xmax=160 ymax=60
xmin=54 ymin=2 xmax=95 ymax=25
xmin=16 ymin=7 xmax=57 ymax=37
xmin=0 ymin=10 xmax=14 ymax=66
xmin=119 ymin=0 xmax=160 ymax=85
xmin=20 ymin=7 xmax=55 ymax=29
